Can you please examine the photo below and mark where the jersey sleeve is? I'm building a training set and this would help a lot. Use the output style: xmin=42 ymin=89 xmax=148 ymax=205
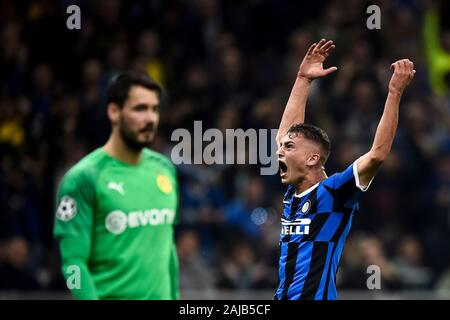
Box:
xmin=325 ymin=159 xmax=374 ymax=206
xmin=169 ymin=163 xmax=180 ymax=225
xmin=169 ymin=242 xmax=180 ymax=299
xmin=53 ymin=169 xmax=99 ymax=299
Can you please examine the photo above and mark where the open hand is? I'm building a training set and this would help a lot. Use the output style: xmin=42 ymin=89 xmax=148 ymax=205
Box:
xmin=298 ymin=39 xmax=338 ymax=81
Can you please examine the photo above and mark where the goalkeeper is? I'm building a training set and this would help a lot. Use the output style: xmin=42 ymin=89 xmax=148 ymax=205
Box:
xmin=54 ymin=71 xmax=179 ymax=300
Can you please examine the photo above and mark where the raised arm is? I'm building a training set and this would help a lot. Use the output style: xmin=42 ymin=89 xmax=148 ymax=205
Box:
xmin=276 ymin=39 xmax=337 ymax=145
xmin=357 ymin=59 xmax=415 ymax=187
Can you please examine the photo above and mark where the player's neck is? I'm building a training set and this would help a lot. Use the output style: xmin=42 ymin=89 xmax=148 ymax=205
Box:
xmin=295 ymin=168 xmax=327 ymax=195
xmin=103 ymin=132 xmax=142 ymax=165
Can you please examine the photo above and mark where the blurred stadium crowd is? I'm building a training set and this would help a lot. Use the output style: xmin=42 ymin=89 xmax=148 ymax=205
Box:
xmin=0 ymin=0 xmax=449 ymax=297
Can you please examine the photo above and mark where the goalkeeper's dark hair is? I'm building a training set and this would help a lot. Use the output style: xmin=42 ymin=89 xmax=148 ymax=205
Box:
xmin=287 ymin=123 xmax=331 ymax=165
xmin=106 ymin=70 xmax=162 ymax=108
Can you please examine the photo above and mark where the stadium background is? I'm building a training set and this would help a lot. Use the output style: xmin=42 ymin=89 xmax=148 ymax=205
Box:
xmin=0 ymin=0 xmax=449 ymax=299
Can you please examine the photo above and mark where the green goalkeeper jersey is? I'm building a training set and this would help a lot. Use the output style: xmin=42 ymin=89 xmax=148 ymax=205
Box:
xmin=53 ymin=147 xmax=180 ymax=300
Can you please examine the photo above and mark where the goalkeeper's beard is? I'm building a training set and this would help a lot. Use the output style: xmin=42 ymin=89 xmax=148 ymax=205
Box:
xmin=119 ymin=117 xmax=154 ymax=152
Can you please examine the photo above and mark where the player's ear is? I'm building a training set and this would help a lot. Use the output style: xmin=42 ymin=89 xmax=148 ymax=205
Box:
xmin=306 ymin=154 xmax=320 ymax=166
xmin=107 ymin=103 xmax=121 ymax=125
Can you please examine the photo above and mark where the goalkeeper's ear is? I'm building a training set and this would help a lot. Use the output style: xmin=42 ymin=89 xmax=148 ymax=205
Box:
xmin=107 ymin=103 xmax=121 ymax=126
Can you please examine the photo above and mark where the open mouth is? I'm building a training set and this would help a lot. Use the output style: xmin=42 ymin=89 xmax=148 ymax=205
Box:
xmin=279 ymin=160 xmax=288 ymax=177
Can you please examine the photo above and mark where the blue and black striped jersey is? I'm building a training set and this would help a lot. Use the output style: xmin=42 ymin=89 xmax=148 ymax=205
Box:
xmin=275 ymin=160 xmax=372 ymax=300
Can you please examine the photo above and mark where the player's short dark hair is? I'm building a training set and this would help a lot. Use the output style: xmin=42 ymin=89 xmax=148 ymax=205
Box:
xmin=287 ymin=123 xmax=331 ymax=164
xmin=106 ymin=70 xmax=162 ymax=108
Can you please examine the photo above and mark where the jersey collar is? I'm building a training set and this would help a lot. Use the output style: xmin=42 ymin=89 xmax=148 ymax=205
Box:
xmin=294 ymin=182 xmax=320 ymax=198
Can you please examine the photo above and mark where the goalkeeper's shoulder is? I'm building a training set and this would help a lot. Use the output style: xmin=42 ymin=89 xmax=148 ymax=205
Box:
xmin=59 ymin=148 xmax=107 ymax=189
xmin=142 ymin=147 xmax=177 ymax=174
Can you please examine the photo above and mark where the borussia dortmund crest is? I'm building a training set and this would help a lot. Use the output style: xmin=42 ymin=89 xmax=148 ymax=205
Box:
xmin=156 ymin=175 xmax=173 ymax=194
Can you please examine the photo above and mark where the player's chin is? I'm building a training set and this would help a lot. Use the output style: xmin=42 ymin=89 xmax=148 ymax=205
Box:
xmin=280 ymin=174 xmax=289 ymax=184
